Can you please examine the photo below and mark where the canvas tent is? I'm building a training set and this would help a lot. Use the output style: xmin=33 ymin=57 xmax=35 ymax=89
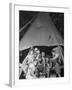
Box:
xmin=19 ymin=12 xmax=63 ymax=51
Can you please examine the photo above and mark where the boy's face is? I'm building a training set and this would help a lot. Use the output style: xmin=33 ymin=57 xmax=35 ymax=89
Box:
xmin=46 ymin=57 xmax=49 ymax=62
xmin=41 ymin=52 xmax=45 ymax=57
xmin=50 ymin=74 xmax=56 ymax=77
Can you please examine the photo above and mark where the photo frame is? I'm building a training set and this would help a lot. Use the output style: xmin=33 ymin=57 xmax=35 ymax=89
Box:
xmin=9 ymin=3 xmax=70 ymax=87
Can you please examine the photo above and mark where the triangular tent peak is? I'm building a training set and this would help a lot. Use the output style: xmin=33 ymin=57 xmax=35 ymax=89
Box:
xmin=19 ymin=12 xmax=63 ymax=51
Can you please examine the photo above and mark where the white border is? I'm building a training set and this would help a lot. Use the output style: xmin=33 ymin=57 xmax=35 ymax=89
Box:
xmin=10 ymin=4 xmax=70 ymax=87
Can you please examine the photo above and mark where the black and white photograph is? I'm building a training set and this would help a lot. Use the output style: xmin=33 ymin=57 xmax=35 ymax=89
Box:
xmin=19 ymin=10 xmax=64 ymax=79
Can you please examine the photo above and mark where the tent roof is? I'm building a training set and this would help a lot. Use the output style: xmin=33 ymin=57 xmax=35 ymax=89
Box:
xmin=19 ymin=12 xmax=63 ymax=51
